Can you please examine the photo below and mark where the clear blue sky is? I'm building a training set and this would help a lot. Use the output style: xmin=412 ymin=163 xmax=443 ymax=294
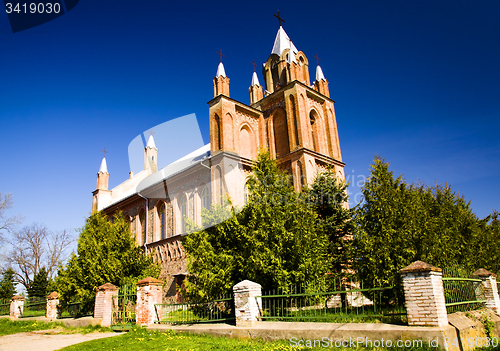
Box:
xmin=0 ymin=0 xmax=499 ymax=238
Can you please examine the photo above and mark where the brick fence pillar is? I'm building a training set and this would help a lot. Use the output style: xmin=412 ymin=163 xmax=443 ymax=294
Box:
xmin=10 ymin=295 xmax=24 ymax=318
xmin=472 ymin=268 xmax=500 ymax=312
xmin=94 ymin=283 xmax=119 ymax=327
xmin=136 ymin=277 xmax=163 ymax=326
xmin=400 ymin=261 xmax=448 ymax=327
xmin=46 ymin=292 xmax=59 ymax=319
xmin=233 ymin=280 xmax=262 ymax=327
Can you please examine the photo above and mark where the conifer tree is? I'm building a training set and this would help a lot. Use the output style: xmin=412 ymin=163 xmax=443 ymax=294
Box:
xmin=27 ymin=266 xmax=48 ymax=298
xmin=0 ymin=268 xmax=17 ymax=299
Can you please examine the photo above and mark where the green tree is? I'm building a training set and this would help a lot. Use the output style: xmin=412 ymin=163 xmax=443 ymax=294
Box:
xmin=27 ymin=266 xmax=48 ymax=298
xmin=55 ymin=212 xmax=160 ymax=309
xmin=354 ymin=156 xmax=485 ymax=288
xmin=183 ymin=151 xmax=331 ymax=301
xmin=0 ymin=268 xmax=17 ymax=299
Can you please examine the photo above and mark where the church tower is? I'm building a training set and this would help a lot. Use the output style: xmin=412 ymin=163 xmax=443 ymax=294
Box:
xmin=144 ymin=134 xmax=158 ymax=173
xmin=92 ymin=156 xmax=111 ymax=212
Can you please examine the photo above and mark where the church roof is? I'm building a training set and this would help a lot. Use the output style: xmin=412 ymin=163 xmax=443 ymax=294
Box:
xmin=271 ymin=26 xmax=298 ymax=56
xmin=251 ymin=72 xmax=260 ymax=86
xmin=216 ymin=62 xmax=226 ymax=78
xmin=99 ymin=157 xmax=108 ymax=173
xmin=146 ymin=134 xmax=156 ymax=148
xmin=315 ymin=65 xmax=326 ymax=81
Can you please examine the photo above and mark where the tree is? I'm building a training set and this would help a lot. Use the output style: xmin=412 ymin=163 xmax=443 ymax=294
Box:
xmin=0 ymin=193 xmax=22 ymax=240
xmin=183 ymin=151 xmax=331 ymax=301
xmin=55 ymin=211 xmax=160 ymax=308
xmin=305 ymin=167 xmax=354 ymax=278
xmin=353 ymin=156 xmax=486 ymax=288
xmin=0 ymin=268 xmax=17 ymax=299
xmin=7 ymin=223 xmax=73 ymax=291
xmin=27 ymin=266 xmax=49 ymax=298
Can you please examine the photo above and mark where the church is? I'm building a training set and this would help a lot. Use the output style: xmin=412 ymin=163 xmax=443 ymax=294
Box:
xmin=91 ymin=20 xmax=345 ymax=301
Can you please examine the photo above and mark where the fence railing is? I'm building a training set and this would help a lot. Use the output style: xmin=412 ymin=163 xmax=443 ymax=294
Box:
xmin=21 ymin=297 xmax=47 ymax=317
xmin=58 ymin=301 xmax=93 ymax=318
xmin=442 ymin=266 xmax=486 ymax=314
xmin=0 ymin=299 xmax=10 ymax=316
xmin=112 ymin=285 xmax=137 ymax=327
xmin=154 ymin=293 xmax=235 ymax=325
xmin=257 ymin=279 xmax=406 ymax=324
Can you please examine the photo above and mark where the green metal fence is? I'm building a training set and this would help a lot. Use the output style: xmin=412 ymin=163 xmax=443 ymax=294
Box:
xmin=58 ymin=301 xmax=93 ymax=318
xmin=0 ymin=299 xmax=10 ymax=316
xmin=155 ymin=293 xmax=235 ymax=325
xmin=111 ymin=285 xmax=137 ymax=328
xmin=442 ymin=266 xmax=486 ymax=314
xmin=22 ymin=297 xmax=46 ymax=317
xmin=257 ymin=279 xmax=406 ymax=324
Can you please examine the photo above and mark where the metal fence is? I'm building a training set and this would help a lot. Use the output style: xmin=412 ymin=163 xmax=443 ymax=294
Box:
xmin=155 ymin=293 xmax=235 ymax=325
xmin=58 ymin=301 xmax=93 ymax=318
xmin=257 ymin=279 xmax=406 ymax=324
xmin=22 ymin=297 xmax=46 ymax=317
xmin=0 ymin=299 xmax=10 ymax=316
xmin=442 ymin=266 xmax=486 ymax=314
xmin=111 ymin=285 xmax=137 ymax=328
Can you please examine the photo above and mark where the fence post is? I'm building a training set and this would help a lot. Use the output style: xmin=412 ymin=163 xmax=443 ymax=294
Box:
xmin=400 ymin=261 xmax=448 ymax=327
xmin=233 ymin=280 xmax=262 ymax=327
xmin=136 ymin=277 xmax=163 ymax=326
xmin=94 ymin=283 xmax=119 ymax=327
xmin=10 ymin=295 xmax=24 ymax=318
xmin=472 ymin=268 xmax=500 ymax=312
xmin=46 ymin=292 xmax=59 ymax=319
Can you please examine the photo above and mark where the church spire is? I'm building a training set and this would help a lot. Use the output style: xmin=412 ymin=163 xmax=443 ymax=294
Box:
xmin=98 ymin=157 xmax=108 ymax=173
xmin=249 ymin=60 xmax=263 ymax=104
xmin=315 ymin=65 xmax=326 ymax=81
xmin=312 ymin=54 xmax=330 ymax=97
xmin=213 ymin=50 xmax=230 ymax=97
xmin=144 ymin=130 xmax=158 ymax=173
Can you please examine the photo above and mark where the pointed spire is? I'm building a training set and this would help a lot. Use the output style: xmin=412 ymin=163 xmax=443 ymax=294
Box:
xmin=216 ymin=62 xmax=226 ymax=78
xmin=251 ymin=72 xmax=260 ymax=86
xmin=287 ymin=39 xmax=297 ymax=64
xmin=98 ymin=157 xmax=108 ymax=174
xmin=146 ymin=134 xmax=156 ymax=149
xmin=315 ymin=65 xmax=326 ymax=81
xmin=271 ymin=26 xmax=298 ymax=56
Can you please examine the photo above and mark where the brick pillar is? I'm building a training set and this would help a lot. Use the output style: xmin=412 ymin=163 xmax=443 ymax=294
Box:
xmin=46 ymin=292 xmax=59 ymax=319
xmin=472 ymin=268 xmax=500 ymax=312
xmin=10 ymin=295 xmax=24 ymax=318
xmin=136 ymin=277 xmax=163 ymax=326
xmin=94 ymin=283 xmax=119 ymax=327
xmin=400 ymin=261 xmax=448 ymax=327
xmin=233 ymin=280 xmax=262 ymax=327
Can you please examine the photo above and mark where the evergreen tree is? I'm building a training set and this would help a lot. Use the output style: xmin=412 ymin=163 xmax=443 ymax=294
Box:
xmin=183 ymin=151 xmax=331 ymax=301
xmin=27 ymin=267 xmax=48 ymax=298
xmin=0 ymin=268 xmax=17 ymax=299
xmin=55 ymin=212 xmax=160 ymax=310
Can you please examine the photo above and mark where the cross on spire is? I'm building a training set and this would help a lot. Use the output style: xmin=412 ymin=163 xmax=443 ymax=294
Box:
xmin=101 ymin=148 xmax=108 ymax=158
xmin=274 ymin=10 xmax=285 ymax=27
xmin=251 ymin=60 xmax=257 ymax=72
xmin=148 ymin=129 xmax=155 ymax=137
xmin=216 ymin=49 xmax=225 ymax=62
xmin=314 ymin=53 xmax=321 ymax=65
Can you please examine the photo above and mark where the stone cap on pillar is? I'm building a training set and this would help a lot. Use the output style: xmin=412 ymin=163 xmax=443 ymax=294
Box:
xmin=233 ymin=280 xmax=262 ymax=291
xmin=11 ymin=295 xmax=24 ymax=301
xmin=96 ymin=283 xmax=119 ymax=291
xmin=47 ymin=292 xmax=59 ymax=300
xmin=137 ymin=277 xmax=163 ymax=287
xmin=400 ymin=261 xmax=442 ymax=274
xmin=472 ymin=268 xmax=497 ymax=278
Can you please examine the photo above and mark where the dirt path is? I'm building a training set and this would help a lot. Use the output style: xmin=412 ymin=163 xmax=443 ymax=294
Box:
xmin=0 ymin=329 xmax=121 ymax=351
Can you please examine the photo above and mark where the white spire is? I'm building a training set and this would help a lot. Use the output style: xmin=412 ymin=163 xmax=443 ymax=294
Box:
xmin=251 ymin=72 xmax=260 ymax=86
xmin=146 ymin=134 xmax=156 ymax=149
xmin=315 ymin=65 xmax=326 ymax=81
xmin=287 ymin=41 xmax=297 ymax=64
xmin=216 ymin=62 xmax=226 ymax=78
xmin=98 ymin=157 xmax=108 ymax=173
xmin=271 ymin=26 xmax=298 ymax=56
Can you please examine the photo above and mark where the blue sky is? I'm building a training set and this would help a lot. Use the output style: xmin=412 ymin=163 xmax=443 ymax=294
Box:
xmin=0 ymin=0 xmax=499 ymax=239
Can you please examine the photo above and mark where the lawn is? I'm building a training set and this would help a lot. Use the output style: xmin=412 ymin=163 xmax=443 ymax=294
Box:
xmin=0 ymin=318 xmax=109 ymax=336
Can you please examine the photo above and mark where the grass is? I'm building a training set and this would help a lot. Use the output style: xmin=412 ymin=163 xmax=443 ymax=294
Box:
xmin=59 ymin=325 xmax=442 ymax=351
xmin=0 ymin=318 xmax=110 ymax=336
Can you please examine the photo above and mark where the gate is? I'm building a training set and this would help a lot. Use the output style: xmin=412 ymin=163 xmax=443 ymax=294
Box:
xmin=111 ymin=285 xmax=137 ymax=329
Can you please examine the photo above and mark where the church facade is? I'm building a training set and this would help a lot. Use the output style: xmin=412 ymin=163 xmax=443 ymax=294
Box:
xmin=91 ymin=24 xmax=345 ymax=301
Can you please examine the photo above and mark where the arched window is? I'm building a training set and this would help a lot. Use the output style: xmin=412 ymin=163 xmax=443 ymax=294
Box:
xmin=273 ymin=108 xmax=290 ymax=158
xmin=179 ymin=195 xmax=187 ymax=233
xmin=214 ymin=114 xmax=221 ymax=150
xmin=158 ymin=202 xmax=166 ymax=240
xmin=309 ymin=110 xmax=320 ymax=153
xmin=290 ymin=95 xmax=299 ymax=146
xmin=139 ymin=208 xmax=146 ymax=245
xmin=201 ymin=186 xmax=210 ymax=210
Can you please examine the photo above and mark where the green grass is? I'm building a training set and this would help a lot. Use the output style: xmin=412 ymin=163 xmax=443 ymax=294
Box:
xmin=59 ymin=325 xmax=442 ymax=351
xmin=0 ymin=318 xmax=110 ymax=336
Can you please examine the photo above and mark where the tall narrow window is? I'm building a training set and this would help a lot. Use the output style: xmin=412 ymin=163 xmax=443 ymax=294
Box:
xmin=158 ymin=202 xmax=166 ymax=240
xmin=310 ymin=110 xmax=320 ymax=153
xmin=179 ymin=195 xmax=187 ymax=233
xmin=214 ymin=114 xmax=221 ymax=150
xmin=201 ymin=186 xmax=210 ymax=210
xmin=290 ymin=95 xmax=299 ymax=146
xmin=273 ymin=108 xmax=290 ymax=158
